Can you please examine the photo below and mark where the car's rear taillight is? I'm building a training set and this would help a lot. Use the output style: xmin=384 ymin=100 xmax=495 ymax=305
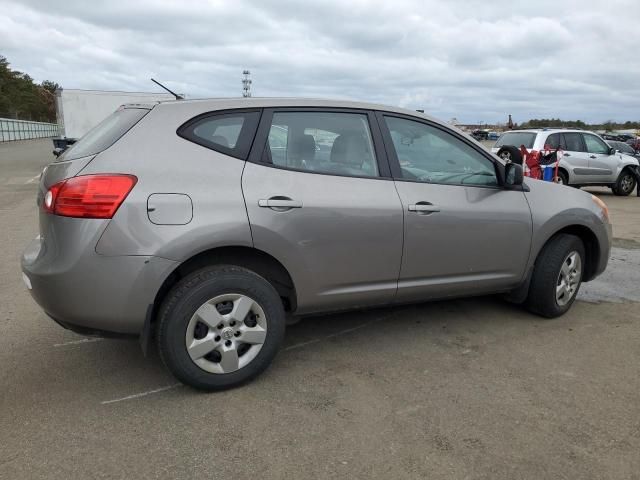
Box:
xmin=43 ymin=174 xmax=137 ymax=219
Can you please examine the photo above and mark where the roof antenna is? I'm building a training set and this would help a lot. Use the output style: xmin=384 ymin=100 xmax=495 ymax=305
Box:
xmin=151 ymin=78 xmax=183 ymax=100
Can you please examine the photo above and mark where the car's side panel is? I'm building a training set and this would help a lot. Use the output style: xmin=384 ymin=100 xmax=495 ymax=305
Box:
xmin=242 ymin=162 xmax=404 ymax=315
xmin=523 ymin=180 xmax=611 ymax=279
xmin=393 ymin=182 xmax=532 ymax=301
xmin=91 ymin=104 xmax=254 ymax=260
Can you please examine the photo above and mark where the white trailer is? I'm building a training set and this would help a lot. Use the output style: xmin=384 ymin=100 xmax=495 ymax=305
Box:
xmin=55 ymin=89 xmax=175 ymax=139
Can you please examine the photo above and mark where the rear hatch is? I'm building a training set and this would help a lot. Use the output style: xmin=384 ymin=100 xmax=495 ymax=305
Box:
xmin=38 ymin=106 xmax=151 ymax=205
xmin=491 ymin=131 xmax=537 ymax=154
xmin=36 ymin=106 xmax=151 ymax=245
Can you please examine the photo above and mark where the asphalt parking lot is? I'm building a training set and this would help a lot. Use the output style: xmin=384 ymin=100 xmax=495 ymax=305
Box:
xmin=1 ymin=139 xmax=639 ymax=479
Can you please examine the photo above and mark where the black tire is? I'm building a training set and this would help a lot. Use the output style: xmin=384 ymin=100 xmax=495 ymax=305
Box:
xmin=496 ymin=145 xmax=523 ymax=165
xmin=612 ymin=169 xmax=636 ymax=196
xmin=157 ymin=265 xmax=286 ymax=391
xmin=525 ymin=234 xmax=585 ymax=318
xmin=555 ymin=170 xmax=569 ymax=186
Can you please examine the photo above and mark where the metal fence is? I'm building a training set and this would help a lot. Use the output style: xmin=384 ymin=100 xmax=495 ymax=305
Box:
xmin=0 ymin=118 xmax=59 ymax=142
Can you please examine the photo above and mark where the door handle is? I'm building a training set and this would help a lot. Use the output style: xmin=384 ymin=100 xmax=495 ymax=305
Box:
xmin=589 ymin=155 xmax=597 ymax=159
xmin=563 ymin=153 xmax=571 ymax=157
xmin=258 ymin=197 xmax=303 ymax=209
xmin=408 ymin=203 xmax=440 ymax=214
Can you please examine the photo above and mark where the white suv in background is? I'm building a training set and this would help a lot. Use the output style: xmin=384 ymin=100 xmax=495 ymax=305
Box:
xmin=492 ymin=129 xmax=639 ymax=195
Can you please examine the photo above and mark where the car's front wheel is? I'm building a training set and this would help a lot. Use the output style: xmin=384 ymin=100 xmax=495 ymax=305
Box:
xmin=157 ymin=265 xmax=286 ymax=391
xmin=612 ymin=169 xmax=636 ymax=196
xmin=525 ymin=234 xmax=585 ymax=318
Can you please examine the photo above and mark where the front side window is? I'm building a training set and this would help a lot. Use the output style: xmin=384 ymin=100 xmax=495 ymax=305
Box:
xmin=384 ymin=116 xmax=498 ymax=187
xmin=563 ymin=133 xmax=585 ymax=152
xmin=263 ymin=111 xmax=379 ymax=178
xmin=179 ymin=110 xmax=261 ymax=159
xmin=583 ymin=134 xmax=610 ymax=154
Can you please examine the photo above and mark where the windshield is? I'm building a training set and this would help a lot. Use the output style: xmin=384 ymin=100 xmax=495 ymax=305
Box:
xmin=495 ymin=132 xmax=536 ymax=149
xmin=59 ymin=107 xmax=150 ymax=161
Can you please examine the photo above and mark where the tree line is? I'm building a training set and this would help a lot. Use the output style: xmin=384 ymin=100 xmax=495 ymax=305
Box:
xmin=520 ymin=118 xmax=640 ymax=131
xmin=0 ymin=55 xmax=59 ymax=123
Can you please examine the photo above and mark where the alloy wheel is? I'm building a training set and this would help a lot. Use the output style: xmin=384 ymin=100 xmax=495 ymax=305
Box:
xmin=185 ymin=293 xmax=267 ymax=374
xmin=555 ymin=251 xmax=582 ymax=306
xmin=620 ymin=174 xmax=634 ymax=194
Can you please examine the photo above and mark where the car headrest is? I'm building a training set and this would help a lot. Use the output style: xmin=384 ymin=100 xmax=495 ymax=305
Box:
xmin=287 ymin=134 xmax=316 ymax=166
xmin=330 ymin=134 xmax=369 ymax=165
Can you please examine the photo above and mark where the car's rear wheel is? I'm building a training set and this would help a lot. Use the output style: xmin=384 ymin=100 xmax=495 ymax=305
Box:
xmin=525 ymin=234 xmax=585 ymax=318
xmin=555 ymin=170 xmax=569 ymax=186
xmin=157 ymin=265 xmax=286 ymax=391
xmin=612 ymin=170 xmax=636 ymax=196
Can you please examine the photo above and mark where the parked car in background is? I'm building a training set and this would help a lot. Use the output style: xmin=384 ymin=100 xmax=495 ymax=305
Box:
xmin=22 ymin=98 xmax=611 ymax=390
xmin=493 ymin=129 xmax=639 ymax=195
xmin=471 ymin=129 xmax=489 ymax=140
xmin=602 ymin=133 xmax=635 ymax=142
xmin=617 ymin=133 xmax=636 ymax=142
xmin=488 ymin=131 xmax=499 ymax=140
xmin=627 ymin=137 xmax=640 ymax=152
xmin=607 ymin=140 xmax=640 ymax=159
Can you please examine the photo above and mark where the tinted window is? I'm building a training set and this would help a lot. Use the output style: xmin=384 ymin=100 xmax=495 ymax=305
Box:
xmin=544 ymin=133 xmax=566 ymax=150
xmin=193 ymin=116 xmax=244 ymax=149
xmin=583 ymin=134 xmax=610 ymax=154
xmin=563 ymin=133 xmax=585 ymax=152
xmin=385 ymin=116 xmax=498 ymax=187
xmin=61 ymin=107 xmax=149 ymax=161
xmin=495 ymin=132 xmax=536 ymax=149
xmin=264 ymin=112 xmax=379 ymax=178
xmin=179 ymin=110 xmax=261 ymax=159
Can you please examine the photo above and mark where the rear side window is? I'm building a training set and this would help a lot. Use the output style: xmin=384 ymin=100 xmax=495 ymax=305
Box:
xmin=178 ymin=110 xmax=261 ymax=159
xmin=263 ymin=111 xmax=379 ymax=178
xmin=494 ymin=132 xmax=536 ymax=149
xmin=60 ymin=107 xmax=150 ymax=161
xmin=563 ymin=133 xmax=585 ymax=152
xmin=544 ymin=133 xmax=566 ymax=150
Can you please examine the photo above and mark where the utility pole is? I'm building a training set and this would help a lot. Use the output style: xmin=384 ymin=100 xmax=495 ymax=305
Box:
xmin=242 ymin=70 xmax=252 ymax=98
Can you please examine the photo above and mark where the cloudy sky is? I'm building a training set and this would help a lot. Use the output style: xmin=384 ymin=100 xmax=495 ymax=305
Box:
xmin=1 ymin=0 xmax=639 ymax=123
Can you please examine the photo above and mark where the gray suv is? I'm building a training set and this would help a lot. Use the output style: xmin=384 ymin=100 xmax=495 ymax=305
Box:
xmin=21 ymin=99 xmax=612 ymax=390
xmin=492 ymin=129 xmax=639 ymax=194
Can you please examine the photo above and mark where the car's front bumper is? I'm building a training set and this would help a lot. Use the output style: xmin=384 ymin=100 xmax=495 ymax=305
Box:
xmin=21 ymin=235 xmax=178 ymax=335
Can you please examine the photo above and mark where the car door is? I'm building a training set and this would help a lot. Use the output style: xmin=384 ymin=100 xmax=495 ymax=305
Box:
xmin=377 ymin=113 xmax=532 ymax=302
xmin=582 ymin=133 xmax=615 ymax=183
xmin=560 ymin=132 xmax=592 ymax=183
xmin=242 ymin=108 xmax=404 ymax=315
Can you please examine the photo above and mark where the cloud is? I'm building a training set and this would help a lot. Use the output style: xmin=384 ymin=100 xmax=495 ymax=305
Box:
xmin=1 ymin=0 xmax=638 ymax=123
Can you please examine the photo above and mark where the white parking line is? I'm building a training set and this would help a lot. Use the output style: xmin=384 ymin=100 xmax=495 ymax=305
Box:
xmin=101 ymin=384 xmax=182 ymax=405
xmin=53 ymin=338 xmax=103 ymax=347
xmin=24 ymin=174 xmax=40 ymax=184
xmin=284 ymin=315 xmax=389 ymax=351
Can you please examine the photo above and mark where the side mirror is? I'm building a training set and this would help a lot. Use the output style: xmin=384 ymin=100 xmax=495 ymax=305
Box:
xmin=52 ymin=148 xmax=62 ymax=158
xmin=505 ymin=163 xmax=523 ymax=186
xmin=609 ymin=147 xmax=616 ymax=155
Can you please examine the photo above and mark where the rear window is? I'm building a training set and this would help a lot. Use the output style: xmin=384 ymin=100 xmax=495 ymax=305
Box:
xmin=495 ymin=132 xmax=536 ymax=149
xmin=60 ymin=107 xmax=150 ymax=161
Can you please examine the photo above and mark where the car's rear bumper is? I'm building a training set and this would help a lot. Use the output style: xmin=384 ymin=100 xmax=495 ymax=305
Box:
xmin=21 ymin=235 xmax=177 ymax=335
